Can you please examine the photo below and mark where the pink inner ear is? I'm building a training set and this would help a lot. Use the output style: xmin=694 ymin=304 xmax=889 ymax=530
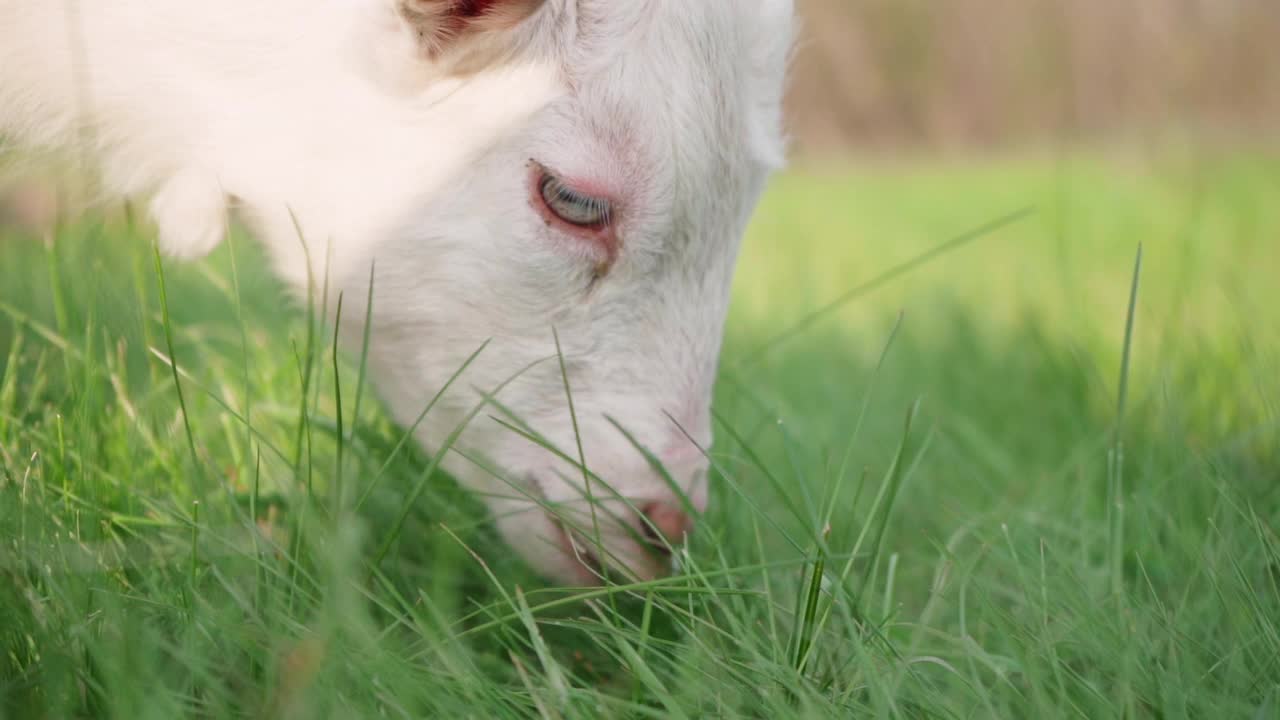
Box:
xmin=453 ymin=0 xmax=499 ymax=18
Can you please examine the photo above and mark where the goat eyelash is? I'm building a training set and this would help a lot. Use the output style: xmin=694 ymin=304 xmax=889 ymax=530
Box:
xmin=538 ymin=173 xmax=613 ymax=228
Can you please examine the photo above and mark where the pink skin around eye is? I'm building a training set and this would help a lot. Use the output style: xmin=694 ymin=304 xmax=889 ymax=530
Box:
xmin=527 ymin=163 xmax=621 ymax=273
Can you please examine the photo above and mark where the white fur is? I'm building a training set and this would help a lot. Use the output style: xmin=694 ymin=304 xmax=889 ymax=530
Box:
xmin=0 ymin=0 xmax=794 ymax=584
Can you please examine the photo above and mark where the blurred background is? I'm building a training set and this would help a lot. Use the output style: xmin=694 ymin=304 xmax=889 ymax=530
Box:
xmin=717 ymin=0 xmax=1278 ymax=469
xmin=787 ymin=0 xmax=1279 ymax=154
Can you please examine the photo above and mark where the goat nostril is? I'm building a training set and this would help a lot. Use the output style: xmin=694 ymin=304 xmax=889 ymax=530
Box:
xmin=641 ymin=502 xmax=692 ymax=552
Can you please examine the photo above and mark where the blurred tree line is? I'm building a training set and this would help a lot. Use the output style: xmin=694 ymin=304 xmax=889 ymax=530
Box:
xmin=788 ymin=0 xmax=1280 ymax=153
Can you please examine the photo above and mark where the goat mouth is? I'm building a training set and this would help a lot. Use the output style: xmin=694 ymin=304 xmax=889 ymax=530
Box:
xmin=548 ymin=512 xmax=681 ymax=585
xmin=549 ymin=515 xmax=607 ymax=584
xmin=527 ymin=477 xmax=674 ymax=584
xmin=526 ymin=474 xmax=605 ymax=584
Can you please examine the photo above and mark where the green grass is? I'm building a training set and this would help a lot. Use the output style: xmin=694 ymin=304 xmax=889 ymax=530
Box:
xmin=2 ymin=148 xmax=1278 ymax=718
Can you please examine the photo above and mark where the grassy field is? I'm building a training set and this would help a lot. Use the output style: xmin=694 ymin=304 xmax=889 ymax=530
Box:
xmin=1 ymin=149 xmax=1278 ymax=718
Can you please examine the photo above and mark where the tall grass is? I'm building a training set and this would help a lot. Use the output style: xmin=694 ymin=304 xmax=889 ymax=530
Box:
xmin=1 ymin=150 xmax=1278 ymax=717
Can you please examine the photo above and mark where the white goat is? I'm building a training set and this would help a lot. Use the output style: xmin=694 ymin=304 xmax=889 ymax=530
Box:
xmin=0 ymin=0 xmax=794 ymax=584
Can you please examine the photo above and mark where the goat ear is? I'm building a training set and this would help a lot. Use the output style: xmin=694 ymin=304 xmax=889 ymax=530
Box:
xmin=398 ymin=0 xmax=545 ymax=59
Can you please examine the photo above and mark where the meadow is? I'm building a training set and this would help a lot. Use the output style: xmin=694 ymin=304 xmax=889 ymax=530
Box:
xmin=1 ymin=148 xmax=1277 ymax=718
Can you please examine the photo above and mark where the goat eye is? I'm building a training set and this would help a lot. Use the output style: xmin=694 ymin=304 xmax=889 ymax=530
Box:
xmin=538 ymin=173 xmax=611 ymax=229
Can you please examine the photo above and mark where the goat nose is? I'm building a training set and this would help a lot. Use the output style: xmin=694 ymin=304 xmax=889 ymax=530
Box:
xmin=641 ymin=502 xmax=694 ymax=548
